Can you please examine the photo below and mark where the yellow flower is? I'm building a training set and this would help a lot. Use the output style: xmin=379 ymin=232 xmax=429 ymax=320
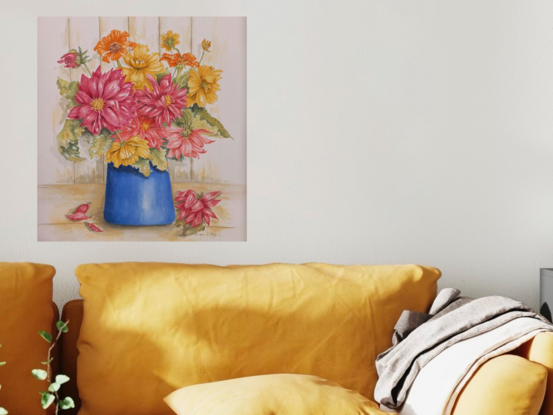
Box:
xmin=161 ymin=30 xmax=180 ymax=52
xmin=122 ymin=44 xmax=165 ymax=90
xmin=201 ymin=39 xmax=211 ymax=52
xmin=187 ymin=65 xmax=223 ymax=107
xmin=105 ymin=136 xmax=151 ymax=168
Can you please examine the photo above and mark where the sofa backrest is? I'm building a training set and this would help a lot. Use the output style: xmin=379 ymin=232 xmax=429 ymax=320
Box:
xmin=72 ymin=263 xmax=440 ymax=415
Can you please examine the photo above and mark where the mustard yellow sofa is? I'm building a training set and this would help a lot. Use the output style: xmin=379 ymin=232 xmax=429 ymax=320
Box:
xmin=2 ymin=262 xmax=553 ymax=415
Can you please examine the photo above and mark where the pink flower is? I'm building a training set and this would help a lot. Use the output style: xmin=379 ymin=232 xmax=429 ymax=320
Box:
xmin=175 ymin=190 xmax=221 ymax=227
xmin=136 ymin=74 xmax=188 ymax=127
xmin=116 ymin=116 xmax=166 ymax=149
xmin=68 ymin=67 xmax=137 ymax=135
xmin=58 ymin=52 xmax=78 ymax=68
xmin=165 ymin=126 xmax=214 ymax=159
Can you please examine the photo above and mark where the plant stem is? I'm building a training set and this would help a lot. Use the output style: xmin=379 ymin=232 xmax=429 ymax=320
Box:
xmin=198 ymin=50 xmax=205 ymax=64
xmin=46 ymin=321 xmax=68 ymax=415
xmin=83 ymin=63 xmax=92 ymax=76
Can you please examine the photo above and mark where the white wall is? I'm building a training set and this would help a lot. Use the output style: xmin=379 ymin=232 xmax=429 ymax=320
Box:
xmin=1 ymin=0 xmax=553 ymax=308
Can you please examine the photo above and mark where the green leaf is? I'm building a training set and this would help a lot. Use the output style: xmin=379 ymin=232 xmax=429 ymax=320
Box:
xmin=132 ymin=158 xmax=152 ymax=177
xmin=38 ymin=331 xmax=53 ymax=343
xmin=87 ymin=131 xmax=114 ymax=159
xmin=0 ymin=361 xmax=6 ymax=366
xmin=0 ymin=406 xmax=8 ymax=414
xmin=60 ymin=397 xmax=75 ymax=410
xmin=175 ymin=69 xmax=190 ymax=88
xmin=57 ymin=119 xmax=85 ymax=162
xmin=32 ymin=369 xmax=48 ymax=380
xmin=55 ymin=374 xmax=70 ymax=385
xmin=48 ymin=382 xmax=60 ymax=392
xmin=56 ymin=77 xmax=79 ymax=109
xmin=40 ymin=392 xmax=55 ymax=409
xmin=155 ymin=72 xmax=170 ymax=84
xmin=149 ymin=148 xmax=168 ymax=171
xmin=41 ymin=358 xmax=53 ymax=365
xmin=191 ymin=105 xmax=232 ymax=138
xmin=56 ymin=321 xmax=69 ymax=333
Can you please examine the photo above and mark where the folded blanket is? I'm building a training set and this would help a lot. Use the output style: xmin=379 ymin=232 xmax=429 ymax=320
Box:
xmin=375 ymin=288 xmax=552 ymax=410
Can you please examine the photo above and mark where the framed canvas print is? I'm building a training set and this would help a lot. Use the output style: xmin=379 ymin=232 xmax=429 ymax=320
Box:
xmin=38 ymin=17 xmax=247 ymax=241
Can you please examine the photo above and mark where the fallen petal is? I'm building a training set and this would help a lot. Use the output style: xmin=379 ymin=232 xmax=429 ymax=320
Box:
xmin=84 ymin=222 xmax=103 ymax=233
xmin=75 ymin=202 xmax=91 ymax=214
xmin=66 ymin=212 xmax=90 ymax=221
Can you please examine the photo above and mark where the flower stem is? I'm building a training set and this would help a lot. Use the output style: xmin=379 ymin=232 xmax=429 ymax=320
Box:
xmin=116 ymin=60 xmax=122 ymax=68
xmin=198 ymin=50 xmax=205 ymax=64
xmin=83 ymin=63 xmax=92 ymax=76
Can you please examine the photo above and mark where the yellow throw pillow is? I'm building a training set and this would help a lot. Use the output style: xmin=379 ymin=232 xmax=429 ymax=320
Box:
xmin=0 ymin=263 xmax=56 ymax=415
xmin=512 ymin=332 xmax=553 ymax=415
xmin=75 ymin=263 xmax=440 ymax=415
xmin=452 ymin=354 xmax=547 ymax=415
xmin=164 ymin=374 xmax=387 ymax=415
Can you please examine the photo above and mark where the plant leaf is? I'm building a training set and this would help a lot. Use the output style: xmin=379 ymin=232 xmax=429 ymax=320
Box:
xmin=55 ymin=374 xmax=70 ymax=385
xmin=57 ymin=119 xmax=85 ymax=162
xmin=56 ymin=321 xmax=69 ymax=333
xmin=60 ymin=397 xmax=75 ymax=410
xmin=48 ymin=382 xmax=60 ymax=392
xmin=132 ymin=158 xmax=152 ymax=177
xmin=56 ymin=78 xmax=79 ymax=109
xmin=149 ymin=149 xmax=168 ymax=171
xmin=175 ymin=70 xmax=190 ymax=88
xmin=0 ymin=361 xmax=6 ymax=366
xmin=191 ymin=105 xmax=232 ymax=138
xmin=32 ymin=369 xmax=48 ymax=380
xmin=0 ymin=406 xmax=8 ymax=414
xmin=41 ymin=358 xmax=54 ymax=365
xmin=38 ymin=331 xmax=53 ymax=343
xmin=155 ymin=72 xmax=170 ymax=84
xmin=87 ymin=132 xmax=114 ymax=159
xmin=40 ymin=392 xmax=55 ymax=409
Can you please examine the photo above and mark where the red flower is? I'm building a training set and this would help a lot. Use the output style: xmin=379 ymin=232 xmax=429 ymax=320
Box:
xmin=68 ymin=67 xmax=137 ymax=135
xmin=58 ymin=52 xmax=78 ymax=68
xmin=116 ymin=116 xmax=166 ymax=149
xmin=136 ymin=74 xmax=188 ymax=127
xmin=175 ymin=190 xmax=221 ymax=227
xmin=165 ymin=126 xmax=214 ymax=159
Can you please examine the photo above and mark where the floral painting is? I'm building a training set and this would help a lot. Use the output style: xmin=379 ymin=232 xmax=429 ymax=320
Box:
xmin=38 ymin=17 xmax=247 ymax=241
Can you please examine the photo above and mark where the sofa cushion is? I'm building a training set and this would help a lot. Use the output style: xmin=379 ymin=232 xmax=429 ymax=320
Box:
xmin=164 ymin=374 xmax=387 ymax=415
xmin=0 ymin=263 xmax=56 ymax=415
xmin=452 ymin=354 xmax=547 ymax=415
xmin=512 ymin=332 xmax=553 ymax=415
xmin=75 ymin=262 xmax=440 ymax=415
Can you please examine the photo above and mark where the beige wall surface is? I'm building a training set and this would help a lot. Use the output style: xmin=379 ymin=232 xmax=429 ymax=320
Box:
xmin=1 ymin=0 xmax=553 ymax=307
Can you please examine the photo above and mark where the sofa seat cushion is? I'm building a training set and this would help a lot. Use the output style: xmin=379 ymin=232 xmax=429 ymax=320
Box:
xmin=0 ymin=263 xmax=56 ymax=415
xmin=75 ymin=262 xmax=440 ymax=415
xmin=165 ymin=374 xmax=387 ymax=415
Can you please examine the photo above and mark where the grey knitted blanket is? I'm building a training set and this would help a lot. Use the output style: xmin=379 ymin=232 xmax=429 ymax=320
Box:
xmin=374 ymin=288 xmax=552 ymax=410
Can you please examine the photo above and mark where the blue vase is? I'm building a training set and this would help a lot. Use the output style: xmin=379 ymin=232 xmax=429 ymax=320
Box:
xmin=104 ymin=162 xmax=176 ymax=226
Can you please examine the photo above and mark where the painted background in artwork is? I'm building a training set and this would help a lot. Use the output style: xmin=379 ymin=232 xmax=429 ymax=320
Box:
xmin=38 ymin=17 xmax=247 ymax=241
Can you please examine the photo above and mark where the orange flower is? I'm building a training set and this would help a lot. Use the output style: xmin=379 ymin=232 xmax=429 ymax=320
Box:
xmin=201 ymin=39 xmax=211 ymax=52
xmin=161 ymin=52 xmax=199 ymax=68
xmin=94 ymin=30 xmax=135 ymax=63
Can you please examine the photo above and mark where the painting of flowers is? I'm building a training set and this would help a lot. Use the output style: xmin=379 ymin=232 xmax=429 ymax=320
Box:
xmin=38 ymin=17 xmax=246 ymax=241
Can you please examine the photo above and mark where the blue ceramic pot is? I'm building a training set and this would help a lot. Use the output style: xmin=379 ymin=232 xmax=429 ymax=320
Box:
xmin=104 ymin=162 xmax=176 ymax=226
